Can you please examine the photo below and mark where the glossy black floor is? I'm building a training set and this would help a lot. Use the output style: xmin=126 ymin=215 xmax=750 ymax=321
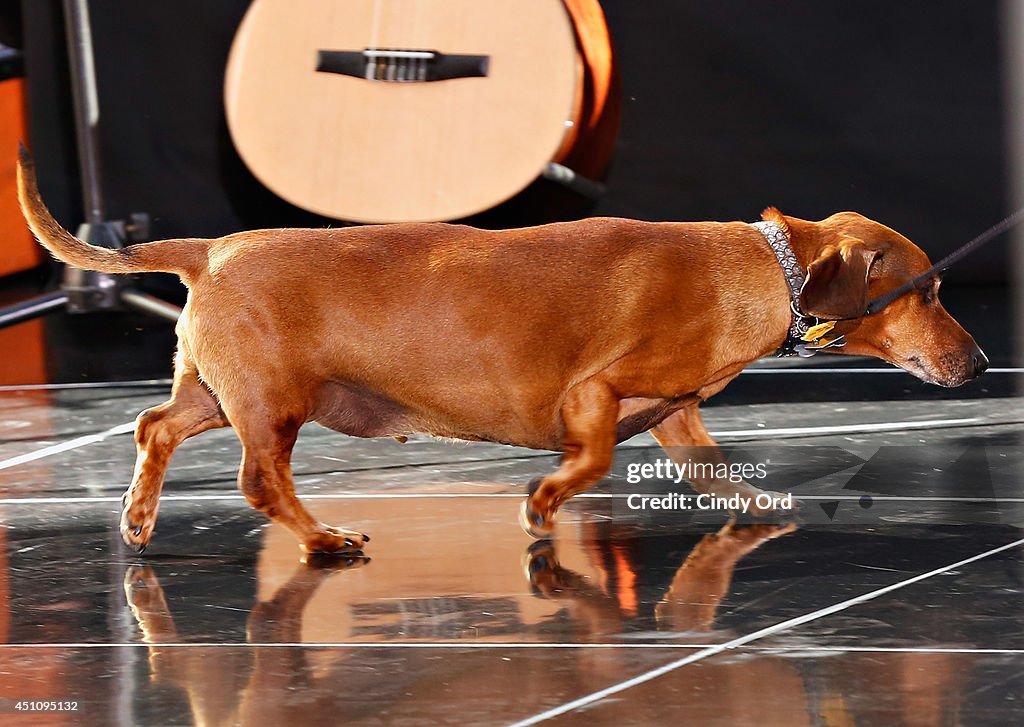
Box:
xmin=0 ymin=287 xmax=1021 ymax=726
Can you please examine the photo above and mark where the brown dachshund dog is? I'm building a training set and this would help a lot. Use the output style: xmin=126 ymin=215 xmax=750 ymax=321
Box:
xmin=17 ymin=149 xmax=987 ymax=554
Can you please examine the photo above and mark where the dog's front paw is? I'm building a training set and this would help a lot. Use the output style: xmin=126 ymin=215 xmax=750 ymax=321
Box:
xmin=300 ymin=524 xmax=370 ymax=555
xmin=519 ymin=477 xmax=556 ymax=539
xmin=519 ymin=500 xmax=555 ymax=539
xmin=120 ymin=489 xmax=158 ymax=554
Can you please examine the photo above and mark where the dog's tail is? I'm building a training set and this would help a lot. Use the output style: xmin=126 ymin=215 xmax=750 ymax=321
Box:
xmin=16 ymin=144 xmax=207 ymax=279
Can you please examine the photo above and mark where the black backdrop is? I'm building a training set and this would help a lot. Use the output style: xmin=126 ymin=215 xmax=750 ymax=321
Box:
xmin=21 ymin=0 xmax=1011 ymax=288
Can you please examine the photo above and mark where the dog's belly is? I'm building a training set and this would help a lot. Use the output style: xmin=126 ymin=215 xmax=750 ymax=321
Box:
xmin=615 ymin=396 xmax=694 ymax=442
xmin=312 ymin=383 xmax=693 ymax=449
xmin=312 ymin=380 xmax=533 ymax=444
xmin=312 ymin=381 xmax=418 ymax=438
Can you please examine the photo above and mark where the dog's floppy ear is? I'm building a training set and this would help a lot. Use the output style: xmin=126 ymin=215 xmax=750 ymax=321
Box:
xmin=799 ymin=239 xmax=879 ymax=320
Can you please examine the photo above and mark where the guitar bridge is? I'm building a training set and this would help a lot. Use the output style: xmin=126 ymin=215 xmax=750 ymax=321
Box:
xmin=316 ymin=49 xmax=489 ymax=82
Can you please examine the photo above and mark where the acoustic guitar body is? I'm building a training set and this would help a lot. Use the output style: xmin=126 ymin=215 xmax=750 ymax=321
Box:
xmin=225 ymin=0 xmax=582 ymax=223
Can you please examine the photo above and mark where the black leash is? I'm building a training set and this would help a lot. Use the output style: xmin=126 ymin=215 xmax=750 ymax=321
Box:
xmin=862 ymin=206 xmax=1024 ymax=316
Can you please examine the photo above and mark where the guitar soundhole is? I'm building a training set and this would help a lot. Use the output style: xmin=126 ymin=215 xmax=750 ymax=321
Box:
xmin=317 ymin=49 xmax=490 ymax=83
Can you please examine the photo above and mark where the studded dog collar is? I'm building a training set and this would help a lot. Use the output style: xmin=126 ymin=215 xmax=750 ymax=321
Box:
xmin=752 ymin=220 xmax=845 ymax=357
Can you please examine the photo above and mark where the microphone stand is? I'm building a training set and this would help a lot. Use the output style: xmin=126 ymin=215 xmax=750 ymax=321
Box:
xmin=0 ymin=0 xmax=180 ymax=330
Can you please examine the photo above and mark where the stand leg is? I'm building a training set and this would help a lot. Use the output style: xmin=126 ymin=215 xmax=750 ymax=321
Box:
xmin=542 ymin=162 xmax=607 ymax=199
xmin=120 ymin=290 xmax=181 ymax=323
xmin=0 ymin=0 xmax=182 ymax=336
xmin=0 ymin=291 xmax=69 ymax=329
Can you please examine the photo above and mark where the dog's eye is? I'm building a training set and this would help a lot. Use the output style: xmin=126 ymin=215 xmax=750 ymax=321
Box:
xmin=921 ymin=286 xmax=936 ymax=305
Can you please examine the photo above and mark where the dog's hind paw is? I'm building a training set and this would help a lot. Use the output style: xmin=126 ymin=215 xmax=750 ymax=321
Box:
xmin=300 ymin=525 xmax=370 ymax=554
xmin=119 ymin=491 xmax=157 ymax=554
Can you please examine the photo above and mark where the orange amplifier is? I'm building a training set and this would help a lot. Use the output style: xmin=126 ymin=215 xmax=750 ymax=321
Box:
xmin=0 ymin=46 xmax=39 ymax=278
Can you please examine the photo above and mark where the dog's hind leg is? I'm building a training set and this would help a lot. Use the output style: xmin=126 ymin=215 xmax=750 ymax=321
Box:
xmin=231 ymin=413 xmax=369 ymax=554
xmin=521 ymin=379 xmax=619 ymax=538
xmin=121 ymin=349 xmax=228 ymax=552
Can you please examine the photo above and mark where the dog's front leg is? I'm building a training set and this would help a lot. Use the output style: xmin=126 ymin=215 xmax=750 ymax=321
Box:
xmin=520 ymin=380 xmax=619 ymax=538
xmin=651 ymin=405 xmax=786 ymax=515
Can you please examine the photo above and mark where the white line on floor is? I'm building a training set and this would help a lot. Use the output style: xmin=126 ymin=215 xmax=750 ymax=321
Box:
xmin=742 ymin=367 xmax=1023 ymax=374
xmin=0 ymin=415 xmax=1000 ymax=474
xmin=0 ymin=642 xmax=710 ymax=649
xmin=507 ymin=536 xmax=1024 ymax=727
xmin=0 ymin=493 xmax=1022 ymax=506
xmin=772 ymin=646 xmax=1024 ymax=654
xmin=0 ymin=642 xmax=1018 ymax=653
xmin=794 ymin=495 xmax=1024 ymax=502
xmin=0 ymin=422 xmax=136 ymax=472
xmin=711 ymin=417 xmax=981 ymax=439
xmin=0 ymin=379 xmax=174 ymax=392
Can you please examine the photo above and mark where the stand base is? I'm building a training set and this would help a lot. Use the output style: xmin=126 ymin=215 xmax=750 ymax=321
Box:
xmin=0 ymin=286 xmax=180 ymax=330
xmin=0 ymin=216 xmax=179 ymax=330
xmin=0 ymin=290 xmax=69 ymax=328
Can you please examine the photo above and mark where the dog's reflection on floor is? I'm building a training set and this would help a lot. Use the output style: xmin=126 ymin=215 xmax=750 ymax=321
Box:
xmin=124 ymin=555 xmax=369 ymax=726
xmin=522 ymin=521 xmax=971 ymax=726
xmin=520 ymin=521 xmax=799 ymax=693
xmin=122 ymin=525 xmax=794 ymax=724
xmin=526 ymin=521 xmax=795 ymax=638
xmin=124 ymin=524 xmax=970 ymax=726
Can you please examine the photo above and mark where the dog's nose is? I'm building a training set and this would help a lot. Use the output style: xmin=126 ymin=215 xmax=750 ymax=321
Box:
xmin=971 ymin=349 xmax=989 ymax=378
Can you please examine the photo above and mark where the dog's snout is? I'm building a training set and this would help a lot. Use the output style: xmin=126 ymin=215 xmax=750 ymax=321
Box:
xmin=971 ymin=348 xmax=989 ymax=378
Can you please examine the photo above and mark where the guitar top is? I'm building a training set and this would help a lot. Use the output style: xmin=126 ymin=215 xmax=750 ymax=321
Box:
xmin=225 ymin=0 xmax=584 ymax=223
